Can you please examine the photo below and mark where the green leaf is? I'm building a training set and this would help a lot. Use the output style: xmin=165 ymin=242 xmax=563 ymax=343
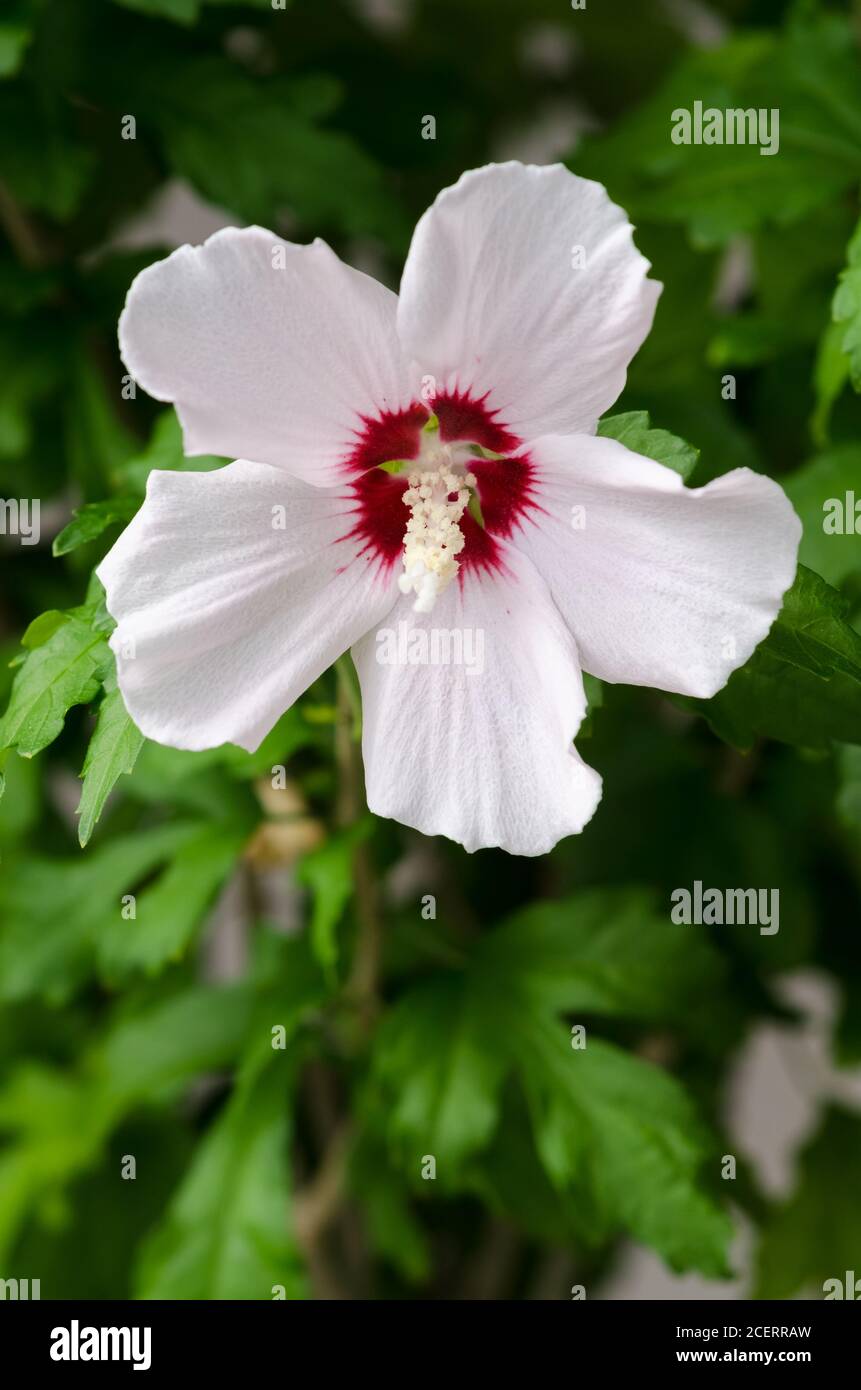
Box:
xmin=92 ymin=934 xmax=322 ymax=1112
xmin=679 ymin=566 xmax=861 ymax=751
xmin=707 ymin=312 xmax=810 ymax=370
xmin=118 ymin=711 xmax=316 ymax=830
xmin=20 ymin=609 xmax=68 ymax=650
xmin=373 ymin=974 xmax=508 ymax=1174
xmin=811 ymin=319 xmax=851 ymax=446
xmin=0 ymin=318 xmax=61 ymax=460
xmin=76 ymin=672 xmax=145 ymax=847
xmin=577 ymin=672 xmax=604 ymax=739
xmin=478 ymin=887 xmax=729 ymax=1031
xmin=0 ymin=90 xmax=95 ymax=220
xmin=0 ymin=748 xmax=38 ymax=847
xmin=0 ymin=980 xmax=265 ymax=1265
xmin=122 ymin=744 xmax=257 ymax=821
xmin=784 ymin=447 xmax=861 ymax=588
xmin=371 ymin=894 xmax=733 ymax=1271
xmin=833 ymin=216 xmax=861 ymax=391
xmin=93 ymin=983 xmax=258 ymax=1109
xmin=465 ymin=1090 xmax=589 ymax=1250
xmin=295 ymin=821 xmax=371 ymax=980
xmin=513 ymin=1014 xmax=732 ymax=1276
xmin=53 ymin=495 xmax=140 ymax=557
xmin=115 ymin=408 xmax=223 ymax=494
xmin=135 ymin=1060 xmax=307 ymax=1300
xmin=576 ymin=14 xmax=861 ymax=248
xmin=0 ymin=821 xmax=206 ymax=1001
xmin=94 ymin=821 xmax=246 ymax=980
xmin=0 ymin=1066 xmax=107 ymax=1263
xmin=64 ymin=356 xmax=137 ymax=497
xmin=597 ymin=410 xmax=699 ymax=480
xmin=143 ymin=57 xmax=407 ymax=244
xmin=349 ymin=1131 xmax=430 ymax=1284
xmin=754 ymin=1107 xmax=861 ymax=1298
xmin=0 ymin=606 xmax=112 ymax=760
xmin=0 ymin=23 xmax=31 ymax=79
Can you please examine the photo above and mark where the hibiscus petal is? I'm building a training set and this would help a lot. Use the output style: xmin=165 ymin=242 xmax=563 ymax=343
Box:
xmin=97 ymin=461 xmax=398 ymax=752
xmin=512 ymin=433 xmax=802 ymax=698
xmin=119 ymin=227 xmax=420 ymax=486
xmin=351 ymin=543 xmax=602 ymax=855
xmin=397 ymin=162 xmax=660 ymax=442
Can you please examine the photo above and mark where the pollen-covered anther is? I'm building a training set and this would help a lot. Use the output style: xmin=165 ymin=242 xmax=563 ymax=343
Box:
xmin=398 ymin=465 xmax=477 ymax=613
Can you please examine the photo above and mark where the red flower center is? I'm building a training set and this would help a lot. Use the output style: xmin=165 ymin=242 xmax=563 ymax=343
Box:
xmin=342 ymin=389 xmax=538 ymax=580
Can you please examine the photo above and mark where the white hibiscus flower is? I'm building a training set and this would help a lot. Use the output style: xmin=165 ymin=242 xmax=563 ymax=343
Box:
xmin=98 ymin=162 xmax=801 ymax=857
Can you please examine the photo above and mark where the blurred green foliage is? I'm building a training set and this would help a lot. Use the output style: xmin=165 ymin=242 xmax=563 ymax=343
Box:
xmin=0 ymin=0 xmax=860 ymax=1300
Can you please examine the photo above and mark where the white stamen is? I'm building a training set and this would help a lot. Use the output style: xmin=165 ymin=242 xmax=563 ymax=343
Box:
xmin=399 ymin=462 xmax=476 ymax=613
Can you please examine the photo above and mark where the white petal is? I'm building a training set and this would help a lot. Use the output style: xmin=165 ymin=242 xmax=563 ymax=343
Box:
xmin=397 ymin=162 xmax=660 ymax=441
xmin=97 ymin=462 xmax=398 ymax=752
xmin=119 ymin=227 xmax=420 ymax=487
xmin=351 ymin=544 xmax=602 ymax=855
xmin=512 ymin=434 xmax=802 ymax=698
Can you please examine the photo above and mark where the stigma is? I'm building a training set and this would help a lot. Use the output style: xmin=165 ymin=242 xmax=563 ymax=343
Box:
xmin=398 ymin=461 xmax=477 ymax=613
